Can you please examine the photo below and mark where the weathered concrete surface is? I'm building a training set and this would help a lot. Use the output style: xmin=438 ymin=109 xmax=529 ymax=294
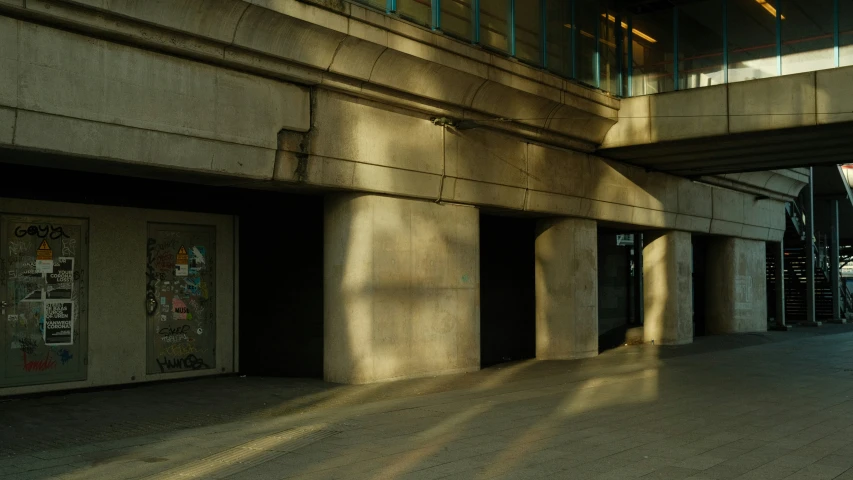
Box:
xmin=534 ymin=217 xmax=598 ymax=360
xmin=324 ymin=194 xmax=479 ymax=384
xmin=603 ymin=68 xmax=853 ymax=149
xmin=0 ymin=197 xmax=236 ymax=397
xmin=705 ymin=237 xmax=768 ymax=334
xmin=6 ymin=327 xmax=853 ymax=479
xmin=643 ymin=231 xmax=693 ymax=345
xmin=272 ymin=90 xmax=792 ymax=242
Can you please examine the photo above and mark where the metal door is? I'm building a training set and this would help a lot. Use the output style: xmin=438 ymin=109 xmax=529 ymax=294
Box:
xmin=146 ymin=224 xmax=216 ymax=374
xmin=0 ymin=215 xmax=88 ymax=387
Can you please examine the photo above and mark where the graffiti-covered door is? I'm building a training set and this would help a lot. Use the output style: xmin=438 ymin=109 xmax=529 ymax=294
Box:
xmin=0 ymin=215 xmax=88 ymax=387
xmin=147 ymin=224 xmax=216 ymax=374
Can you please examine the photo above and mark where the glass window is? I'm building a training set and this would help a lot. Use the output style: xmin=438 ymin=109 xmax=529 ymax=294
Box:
xmin=354 ymin=0 xmax=387 ymax=12
xmin=397 ymin=0 xmax=432 ymax=28
xmin=631 ymin=8 xmax=674 ymax=94
xmin=727 ymin=0 xmax=778 ymax=83
xmin=545 ymin=0 xmax=572 ymax=78
xmin=515 ymin=0 xmax=542 ymax=65
xmin=599 ymin=5 xmax=622 ymax=94
xmin=575 ymin=0 xmax=600 ymax=87
xmin=678 ymin=0 xmax=725 ymax=90
xmin=780 ymin=0 xmax=835 ymax=74
xmin=843 ymin=0 xmax=853 ymax=66
xmin=480 ymin=0 xmax=510 ymax=52
xmin=441 ymin=0 xmax=474 ymax=41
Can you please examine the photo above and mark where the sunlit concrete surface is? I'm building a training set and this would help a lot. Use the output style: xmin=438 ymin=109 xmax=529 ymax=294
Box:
xmin=4 ymin=327 xmax=853 ymax=479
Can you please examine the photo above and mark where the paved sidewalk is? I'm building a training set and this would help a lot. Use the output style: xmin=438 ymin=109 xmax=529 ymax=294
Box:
xmin=3 ymin=327 xmax=853 ymax=479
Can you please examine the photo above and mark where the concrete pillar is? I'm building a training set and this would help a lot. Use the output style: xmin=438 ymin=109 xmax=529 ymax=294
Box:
xmin=534 ymin=218 xmax=598 ymax=359
xmin=830 ymin=200 xmax=844 ymax=323
xmin=643 ymin=231 xmax=693 ymax=345
xmin=705 ymin=237 xmax=768 ymax=333
xmin=770 ymin=240 xmax=790 ymax=331
xmin=324 ymin=194 xmax=480 ymax=384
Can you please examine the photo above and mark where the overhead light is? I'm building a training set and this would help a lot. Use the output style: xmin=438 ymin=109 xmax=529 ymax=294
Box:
xmin=755 ymin=0 xmax=785 ymax=19
xmin=601 ymin=14 xmax=657 ymax=43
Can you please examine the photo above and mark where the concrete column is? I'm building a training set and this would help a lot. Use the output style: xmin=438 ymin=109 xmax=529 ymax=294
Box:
xmin=324 ymin=194 xmax=480 ymax=384
xmin=705 ymin=238 xmax=768 ymax=333
xmin=830 ymin=200 xmax=844 ymax=323
xmin=643 ymin=231 xmax=693 ymax=345
xmin=534 ymin=218 xmax=598 ymax=359
xmin=770 ymin=240 xmax=790 ymax=331
xmin=804 ymin=167 xmax=819 ymax=326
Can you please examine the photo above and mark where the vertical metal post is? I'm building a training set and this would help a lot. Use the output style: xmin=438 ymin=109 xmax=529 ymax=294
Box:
xmin=835 ymin=0 xmax=840 ymax=67
xmin=805 ymin=167 xmax=820 ymax=326
xmin=635 ymin=232 xmax=645 ymax=325
xmin=831 ymin=200 xmax=844 ymax=322
xmin=540 ymin=0 xmax=548 ymax=67
xmin=723 ymin=0 xmax=728 ymax=84
xmin=776 ymin=0 xmax=782 ymax=75
xmin=388 ymin=0 xmax=396 ymax=14
xmin=616 ymin=13 xmax=623 ymax=96
xmin=432 ymin=0 xmax=441 ymax=30
xmin=473 ymin=0 xmax=481 ymax=43
xmin=673 ymin=6 xmax=679 ymax=90
xmin=509 ymin=0 xmax=516 ymax=56
xmin=571 ymin=0 xmax=576 ymax=78
xmin=771 ymin=240 xmax=790 ymax=330
xmin=627 ymin=14 xmax=633 ymax=96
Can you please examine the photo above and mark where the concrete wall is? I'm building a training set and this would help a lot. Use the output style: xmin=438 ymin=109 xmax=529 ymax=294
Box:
xmin=643 ymin=231 xmax=693 ymax=345
xmin=0 ymin=197 xmax=235 ymax=396
xmin=324 ymin=194 xmax=479 ymax=384
xmin=705 ymin=238 xmax=768 ymax=334
xmin=534 ymin=218 xmax=598 ymax=359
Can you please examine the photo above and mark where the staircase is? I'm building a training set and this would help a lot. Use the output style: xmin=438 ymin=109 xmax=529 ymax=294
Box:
xmin=766 ymin=247 xmax=834 ymax=321
xmin=767 ymin=200 xmax=853 ymax=323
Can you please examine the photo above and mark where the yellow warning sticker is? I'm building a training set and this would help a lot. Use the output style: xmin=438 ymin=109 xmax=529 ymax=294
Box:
xmin=36 ymin=239 xmax=53 ymax=274
xmin=175 ymin=246 xmax=189 ymax=277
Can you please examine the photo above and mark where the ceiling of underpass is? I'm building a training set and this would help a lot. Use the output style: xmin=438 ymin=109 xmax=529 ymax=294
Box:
xmin=597 ymin=122 xmax=853 ymax=177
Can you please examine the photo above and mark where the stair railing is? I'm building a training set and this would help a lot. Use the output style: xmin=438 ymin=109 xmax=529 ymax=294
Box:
xmin=786 ymin=201 xmax=806 ymax=240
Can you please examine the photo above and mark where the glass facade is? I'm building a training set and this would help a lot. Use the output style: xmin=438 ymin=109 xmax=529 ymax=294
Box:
xmin=545 ymin=0 xmax=572 ymax=78
xmin=843 ymin=0 xmax=853 ymax=66
xmin=780 ymin=0 xmax=834 ymax=74
xmin=679 ymin=1 xmax=725 ymax=89
xmin=353 ymin=0 xmax=850 ymax=97
xmin=480 ymin=0 xmax=510 ymax=52
xmin=397 ymin=0 xmax=432 ymax=27
xmin=515 ymin=0 xmax=542 ymax=65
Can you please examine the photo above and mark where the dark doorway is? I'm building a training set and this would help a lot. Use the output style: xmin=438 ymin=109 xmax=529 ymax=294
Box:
xmin=692 ymin=235 xmax=708 ymax=337
xmin=238 ymin=192 xmax=324 ymax=377
xmin=479 ymin=213 xmax=536 ymax=367
xmin=597 ymin=229 xmax=636 ymax=352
